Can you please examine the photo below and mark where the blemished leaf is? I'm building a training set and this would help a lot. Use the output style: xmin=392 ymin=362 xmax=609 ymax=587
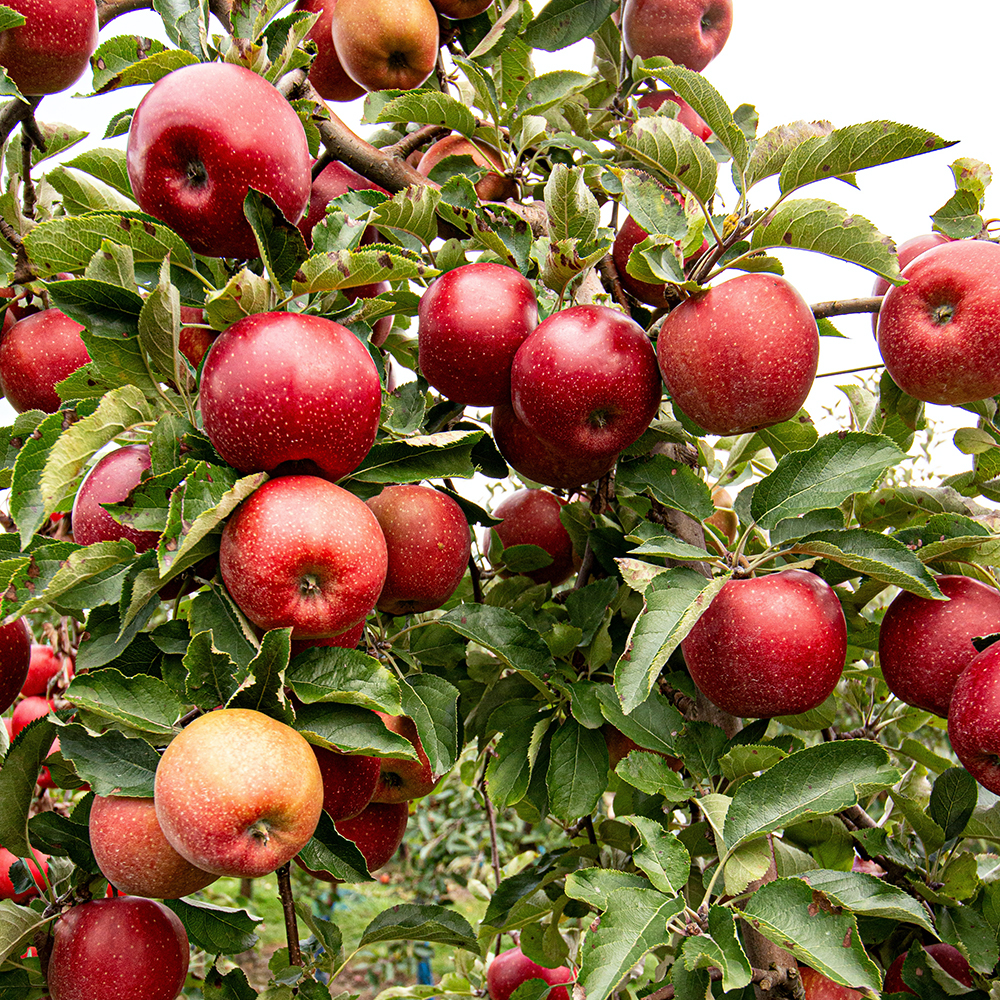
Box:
xmin=680 ymin=907 xmax=752 ymax=993
xmin=65 ymin=667 xmax=185 ymax=740
xmin=359 ymin=904 xmax=479 ymax=953
xmin=929 ymin=767 xmax=979 ymax=841
xmin=46 ymin=166 xmax=136 ymax=215
xmin=514 ymin=69 xmax=590 ymax=119
xmin=438 ymin=603 xmax=555 ymax=677
xmin=743 ymin=120 xmax=835 ymax=191
xmin=162 ymin=899 xmax=262 ymax=956
xmin=58 ymin=724 xmax=159 ymax=797
xmin=90 ymin=37 xmax=199 ymax=92
xmin=797 ymin=869 xmax=935 ymax=934
xmin=522 ymin=0 xmax=616 ymax=51
xmin=546 ymin=718 xmax=607 ymax=823
xmin=620 ymin=168 xmax=688 ymax=239
xmin=469 ymin=0 xmax=525 ymax=65
xmin=0 ymin=716 xmax=58 ymax=856
xmin=544 ymin=163 xmax=599 ymax=247
xmin=292 ymin=243 xmax=438 ymax=295
xmin=202 ymin=966 xmax=258 ymax=1000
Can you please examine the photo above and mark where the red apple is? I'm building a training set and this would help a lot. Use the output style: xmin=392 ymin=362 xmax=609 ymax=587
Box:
xmin=12 ymin=695 xmax=60 ymax=789
xmin=485 ymin=488 xmax=578 ymax=587
xmin=71 ymin=444 xmax=160 ymax=552
xmin=21 ymin=643 xmax=73 ymax=698
xmin=0 ymin=0 xmax=98 ymax=96
xmin=417 ymin=135 xmax=517 ymax=202
xmin=879 ymin=576 xmax=1000 ymax=718
xmin=89 ymin=795 xmax=218 ymax=899
xmin=291 ymin=621 xmax=366 ymax=659
xmin=637 ymin=89 xmax=712 ymax=142
xmin=219 ymin=476 xmax=388 ymax=639
xmin=178 ymin=306 xmax=215 ymax=369
xmin=883 ymin=943 xmax=973 ymax=995
xmin=0 ymin=618 xmax=31 ymax=713
xmin=622 ymin=0 xmax=733 ymax=71
xmin=870 ymin=233 xmax=951 ymax=335
xmin=126 ymin=62 xmax=312 ymax=259
xmin=46 ymin=896 xmax=189 ymax=1000
xmin=681 ymin=569 xmax=848 ymax=719
xmin=798 ymin=966 xmax=864 ymax=999
xmin=947 ymin=641 xmax=1000 ymax=793
xmin=154 ymin=708 xmax=324 ymax=878
xmin=294 ymin=0 xmax=365 ymax=102
xmin=511 ymin=305 xmax=662 ymax=461
xmin=313 ymin=745 xmax=381 ymax=821
xmin=877 ymin=239 xmax=1000 ymax=404
xmin=0 ymin=845 xmax=48 ymax=903
xmin=0 ymin=308 xmax=90 ymax=413
xmin=366 ymin=484 xmax=471 ymax=615
xmin=656 ymin=273 xmax=819 ymax=435
xmin=371 ymin=712 xmax=438 ymax=803
xmin=486 ymin=946 xmax=575 ymax=1000
xmin=417 ymin=262 xmax=538 ymax=406
xmin=297 ymin=159 xmax=387 ymax=247
xmin=334 ymin=799 xmax=408 ymax=872
xmin=199 ymin=311 xmax=382 ymax=482
xmin=330 ymin=0 xmax=440 ymax=93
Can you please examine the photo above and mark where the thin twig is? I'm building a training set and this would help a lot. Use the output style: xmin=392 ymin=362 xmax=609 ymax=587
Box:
xmin=21 ymin=127 xmax=35 ymax=220
xmin=811 ymin=295 xmax=882 ymax=319
xmin=276 ymin=863 xmax=302 ymax=966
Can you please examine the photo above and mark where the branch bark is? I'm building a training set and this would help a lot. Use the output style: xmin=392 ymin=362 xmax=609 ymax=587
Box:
xmin=811 ymin=295 xmax=881 ymax=319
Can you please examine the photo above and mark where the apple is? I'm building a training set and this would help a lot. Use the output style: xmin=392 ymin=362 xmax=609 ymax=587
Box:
xmin=330 ymin=0 xmax=440 ymax=93
xmin=878 ymin=576 xmax=1000 ymax=718
xmin=200 ymin=311 xmax=382 ymax=482
xmin=126 ymin=62 xmax=312 ymax=259
xmin=877 ymin=239 xmax=1000 ymax=405
xmin=417 ymin=135 xmax=517 ymax=202
xmin=486 ymin=946 xmax=575 ymax=1000
xmin=656 ymin=273 xmax=819 ymax=435
xmin=371 ymin=712 xmax=438 ymax=802
xmin=0 ymin=0 xmax=98 ymax=96
xmin=21 ymin=643 xmax=73 ymax=698
xmin=366 ymin=484 xmax=471 ymax=615
xmin=46 ymin=896 xmax=189 ymax=1000
xmin=294 ymin=0 xmax=365 ymax=102
xmin=430 ymin=0 xmax=493 ymax=16
xmin=0 ymin=845 xmax=48 ymax=903
xmin=154 ymin=708 xmax=325 ymax=878
xmin=71 ymin=444 xmax=160 ymax=552
xmin=0 ymin=618 xmax=31 ymax=713
xmin=485 ymin=488 xmax=578 ymax=587
xmin=870 ymin=233 xmax=951 ymax=335
xmin=11 ymin=695 xmax=60 ymax=789
xmin=947 ymin=641 xmax=1000 ymax=793
xmin=883 ymin=943 xmax=973 ymax=995
xmin=89 ymin=795 xmax=218 ymax=899
xmin=681 ymin=569 xmax=848 ymax=719
xmin=798 ymin=966 xmax=864 ymax=999
xmin=612 ymin=212 xmax=707 ymax=309
xmin=219 ymin=475 xmax=388 ymax=639
xmin=491 ymin=401 xmax=617 ymax=491
xmin=291 ymin=621 xmax=366 ymax=659
xmin=622 ymin=0 xmax=733 ymax=71
xmin=0 ymin=308 xmax=90 ymax=413
xmin=417 ymin=262 xmax=538 ymax=407
xmin=335 ymin=799 xmax=409 ymax=871
xmin=298 ymin=159 xmax=387 ymax=247
xmin=178 ymin=306 xmax=215 ymax=369
xmin=704 ymin=486 xmax=738 ymax=547
xmin=637 ymin=89 xmax=712 ymax=142
xmin=313 ymin=745 xmax=381 ymax=822
xmin=511 ymin=305 xmax=662 ymax=461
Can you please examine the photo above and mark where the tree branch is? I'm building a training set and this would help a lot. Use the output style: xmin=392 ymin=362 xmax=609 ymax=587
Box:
xmin=276 ymin=862 xmax=302 ymax=966
xmin=811 ymin=296 xmax=881 ymax=319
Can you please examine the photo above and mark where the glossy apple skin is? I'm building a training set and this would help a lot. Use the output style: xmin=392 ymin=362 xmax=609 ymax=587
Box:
xmin=637 ymin=89 xmax=712 ymax=141
xmin=0 ymin=618 xmax=31 ymax=713
xmin=126 ymin=63 xmax=312 ymax=259
xmin=877 ymin=239 xmax=1000 ymax=405
xmin=511 ymin=305 xmax=661 ymax=461
xmin=313 ymin=745 xmax=381 ymax=821
xmin=418 ymin=262 xmax=538 ymax=406
xmin=291 ymin=621 xmax=366 ymax=659
xmin=0 ymin=308 xmax=90 ymax=413
xmin=681 ymin=569 xmax=847 ymax=719
xmin=199 ymin=312 xmax=382 ymax=482
xmin=154 ymin=708 xmax=324 ymax=878
xmin=948 ymin=642 xmax=1000 ymax=793
xmin=89 ymin=795 xmax=218 ymax=899
xmin=330 ymin=0 xmax=439 ymax=92
xmin=294 ymin=0 xmax=365 ymax=101
xmin=220 ymin=476 xmax=388 ymax=639
xmin=371 ymin=712 xmax=437 ymax=803
xmin=486 ymin=488 xmax=577 ymax=587
xmin=335 ymin=799 xmax=408 ymax=871
xmin=870 ymin=233 xmax=951 ymax=336
xmin=657 ymin=273 xmax=819 ymax=435
xmin=486 ymin=947 xmax=574 ymax=1000
xmin=178 ymin=306 xmax=215 ymax=369
xmin=417 ymin=135 xmax=517 ymax=202
xmin=798 ymin=966 xmax=864 ymax=999
xmin=46 ymin=897 xmax=189 ymax=1000
xmin=0 ymin=845 xmax=48 ymax=903
xmin=883 ymin=943 xmax=973 ymax=995
xmin=298 ymin=159 xmax=387 ymax=247
xmin=879 ymin=576 xmax=1000 ymax=718
xmin=622 ymin=0 xmax=733 ymax=71
xmin=71 ymin=444 xmax=160 ymax=552
xmin=22 ymin=643 xmax=72 ymax=698
xmin=0 ymin=0 xmax=98 ymax=96
xmin=366 ymin=484 xmax=471 ymax=615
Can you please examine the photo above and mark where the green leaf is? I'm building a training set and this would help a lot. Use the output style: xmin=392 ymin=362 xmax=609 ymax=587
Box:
xmin=0 ymin=899 xmax=52 ymax=966
xmin=932 ymin=188 xmax=985 ymax=239
xmin=90 ymin=35 xmax=199 ymax=92
xmin=718 ymin=744 xmax=789 ymax=783
xmin=367 ymin=90 xmax=476 ymax=136
xmin=744 ymin=120 xmax=835 ymax=190
xmin=65 ymin=667 xmax=185 ymax=740
xmin=163 ymin=898 xmax=262 ymax=955
xmin=295 ymin=703 xmax=412 ymax=757
xmin=292 ymin=244 xmax=438 ymax=295
xmin=522 ymin=0 xmax=616 ymax=51
xmin=439 ymin=603 xmax=554 ymax=677
xmin=359 ymin=903 xmax=479 ymax=953
xmin=544 ymin=163 xmax=599 ymax=247
xmin=46 ymin=166 xmax=136 ymax=215
xmin=616 ymin=455 xmax=715 ymax=520
xmin=797 ymin=869 xmax=935 ymax=935
xmin=546 ymin=718 xmax=607 ymax=823
xmin=620 ymin=169 xmax=687 ymax=239
xmin=469 ymin=0 xmax=526 ymax=65
xmin=618 ymin=815 xmax=689 ymax=894
xmin=679 ymin=906 xmax=752 ymax=993
xmin=58 ymin=725 xmax=159 ymax=796
xmin=929 ymin=767 xmax=978 ymax=841
xmin=297 ymin=811 xmax=372 ymax=883
xmin=244 ymin=188 xmax=310 ymax=289
xmin=287 ymin=645 xmax=402 ymax=714
xmin=0 ymin=716 xmax=58 ymax=856
xmin=227 ymin=627 xmax=293 ymax=721
xmin=400 ymin=674 xmax=460 ymax=776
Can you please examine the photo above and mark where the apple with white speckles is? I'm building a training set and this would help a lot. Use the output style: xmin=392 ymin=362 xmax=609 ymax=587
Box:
xmin=0 ymin=617 xmax=31 ymax=713
xmin=371 ymin=711 xmax=438 ymax=803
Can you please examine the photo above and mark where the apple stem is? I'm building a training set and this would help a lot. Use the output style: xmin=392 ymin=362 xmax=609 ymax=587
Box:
xmin=276 ymin=862 xmax=303 ymax=966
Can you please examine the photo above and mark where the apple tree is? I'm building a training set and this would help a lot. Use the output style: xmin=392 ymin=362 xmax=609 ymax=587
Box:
xmin=0 ymin=0 xmax=998 ymax=997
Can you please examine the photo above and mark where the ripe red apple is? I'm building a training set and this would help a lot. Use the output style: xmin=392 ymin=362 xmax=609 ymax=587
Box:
xmin=154 ymin=708 xmax=324 ymax=878
xmin=798 ymin=966 xmax=864 ymax=999
xmin=71 ymin=444 xmax=160 ymax=552
xmin=46 ymin=896 xmax=189 ymax=1000
xmin=486 ymin=946 xmax=575 ymax=1000
xmin=296 ymin=801 xmax=408 ymax=881
xmin=11 ymin=694 xmax=60 ymax=788
xmin=0 ymin=845 xmax=48 ymax=903
xmin=0 ymin=308 xmax=90 ymax=413
xmin=21 ymin=643 xmax=73 ymax=698
xmin=485 ymin=488 xmax=578 ymax=587
xmin=877 ymin=239 xmax=1000 ymax=405
xmin=417 ymin=262 xmax=538 ymax=407
xmin=313 ymin=745 xmax=381 ymax=822
xmin=883 ymin=943 xmax=973 ymax=995
xmin=200 ymin=311 xmax=382 ymax=482
xmin=622 ymin=0 xmax=733 ymax=71
xmin=612 ymin=212 xmax=707 ymax=309
xmin=681 ymin=569 xmax=848 ymax=719
xmin=178 ymin=306 xmax=215 ymax=369
xmin=491 ymin=401 xmax=617 ymax=491
xmin=656 ymin=273 xmax=819 ymax=435
xmin=89 ymin=795 xmax=218 ymax=899
xmin=219 ymin=476 xmax=388 ymax=639
xmin=291 ymin=621 xmax=366 ymax=659
xmin=126 ymin=62 xmax=312 ymax=259
xmin=511 ymin=305 xmax=662 ymax=461
xmin=879 ymin=576 xmax=1000 ymax=718
xmin=297 ymin=159 xmax=387 ymax=247
xmin=330 ymin=0 xmax=440 ymax=93
xmin=637 ymin=89 xmax=712 ymax=142
xmin=366 ymin=484 xmax=471 ymax=615
xmin=947 ymin=641 xmax=1000 ymax=793
xmin=294 ymin=0 xmax=365 ymax=102
xmin=0 ymin=618 xmax=31 ymax=713
xmin=417 ymin=135 xmax=517 ymax=202
xmin=0 ymin=0 xmax=98 ymax=96
xmin=870 ymin=233 xmax=951 ymax=335
xmin=371 ymin=712 xmax=438 ymax=802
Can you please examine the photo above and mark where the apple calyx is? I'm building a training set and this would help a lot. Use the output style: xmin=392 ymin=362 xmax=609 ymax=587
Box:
xmin=251 ymin=821 xmax=271 ymax=847
xmin=931 ymin=303 xmax=956 ymax=325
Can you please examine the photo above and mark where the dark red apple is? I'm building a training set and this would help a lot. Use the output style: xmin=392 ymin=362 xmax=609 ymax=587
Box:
xmin=681 ymin=569 xmax=848 ymax=719
xmin=877 ymin=239 xmax=1000 ymax=404
xmin=947 ymin=642 xmax=1000 ymax=793
xmin=199 ymin=311 xmax=382 ymax=482
xmin=637 ymin=89 xmax=712 ymax=142
xmin=485 ymin=488 xmax=578 ymax=587
xmin=294 ymin=0 xmax=365 ymax=102
xmin=870 ymin=233 xmax=951 ymax=335
xmin=511 ymin=305 xmax=661 ymax=461
xmin=798 ymin=966 xmax=864 ymax=999
xmin=0 ymin=618 xmax=31 ymax=713
xmin=219 ymin=476 xmax=388 ymax=639
xmin=297 ymin=159 xmax=387 ymax=247
xmin=486 ymin=946 xmax=575 ymax=1000
xmin=417 ymin=135 xmax=517 ymax=202
xmin=371 ymin=712 xmax=438 ymax=803
xmin=417 ymin=262 xmax=538 ymax=407
xmin=602 ymin=723 xmax=682 ymax=772
xmin=178 ymin=306 xmax=215 ymax=369
xmin=313 ymin=744 xmax=381 ymax=821
xmin=334 ymin=799 xmax=408 ymax=872
xmin=21 ymin=643 xmax=73 ymax=698
xmin=656 ymin=273 xmax=819 ymax=435
xmin=622 ymin=0 xmax=733 ymax=71
xmin=883 ymin=943 xmax=973 ymax=995
xmin=46 ymin=896 xmax=190 ymax=1000
xmin=126 ymin=62 xmax=312 ymax=259
xmin=0 ymin=308 xmax=90 ymax=413
xmin=0 ymin=845 xmax=48 ymax=903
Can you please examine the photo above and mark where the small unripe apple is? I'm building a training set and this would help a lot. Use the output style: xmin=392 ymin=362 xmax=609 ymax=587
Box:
xmin=486 ymin=946 xmax=575 ymax=1000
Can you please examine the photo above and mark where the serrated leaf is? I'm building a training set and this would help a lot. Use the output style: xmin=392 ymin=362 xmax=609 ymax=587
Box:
xmin=368 ymin=90 xmax=476 ymax=136
xmin=244 ymin=188 xmax=310 ymax=289
xmin=680 ymin=906 xmax=752 ymax=992
xmin=348 ymin=430 xmax=482 ymax=483
xmin=565 ymin=868 xmax=650 ymax=910
xmin=91 ymin=37 xmax=199 ymax=92
xmin=65 ymin=667 xmax=184 ymax=739
xmin=296 ymin=811 xmax=371 ymax=883
xmin=359 ymin=903 xmax=478 ymax=952
xmin=287 ymin=645 xmax=402 ymax=714
xmin=544 ymin=163 xmax=599 ymax=246
xmin=400 ymin=674 xmax=460 ymax=776
xmin=439 ymin=603 xmax=554 ymax=677
xmin=616 ymin=455 xmax=715 ymax=520
xmin=469 ymin=0 xmax=525 ymax=64
xmin=929 ymin=767 xmax=978 ymax=841
xmin=292 ymin=244 xmax=438 ymax=295
xmin=46 ymin=166 xmax=137 ymax=215
xmin=0 ymin=899 xmax=52 ymax=966
xmin=744 ymin=120 xmax=835 ymax=190
xmin=618 ymin=815 xmax=689 ymax=894
xmin=522 ymin=0 xmax=616 ymax=51
xmin=931 ymin=188 xmax=985 ymax=239
xmin=65 ymin=148 xmax=136 ymax=204
xmin=798 ymin=869 xmax=935 ymax=934
xmin=163 ymin=898 xmax=262 ymax=955
xmin=0 ymin=717 xmax=58 ymax=856
xmin=58 ymin=724 xmax=159 ymax=796
xmin=546 ymin=718 xmax=607 ymax=823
